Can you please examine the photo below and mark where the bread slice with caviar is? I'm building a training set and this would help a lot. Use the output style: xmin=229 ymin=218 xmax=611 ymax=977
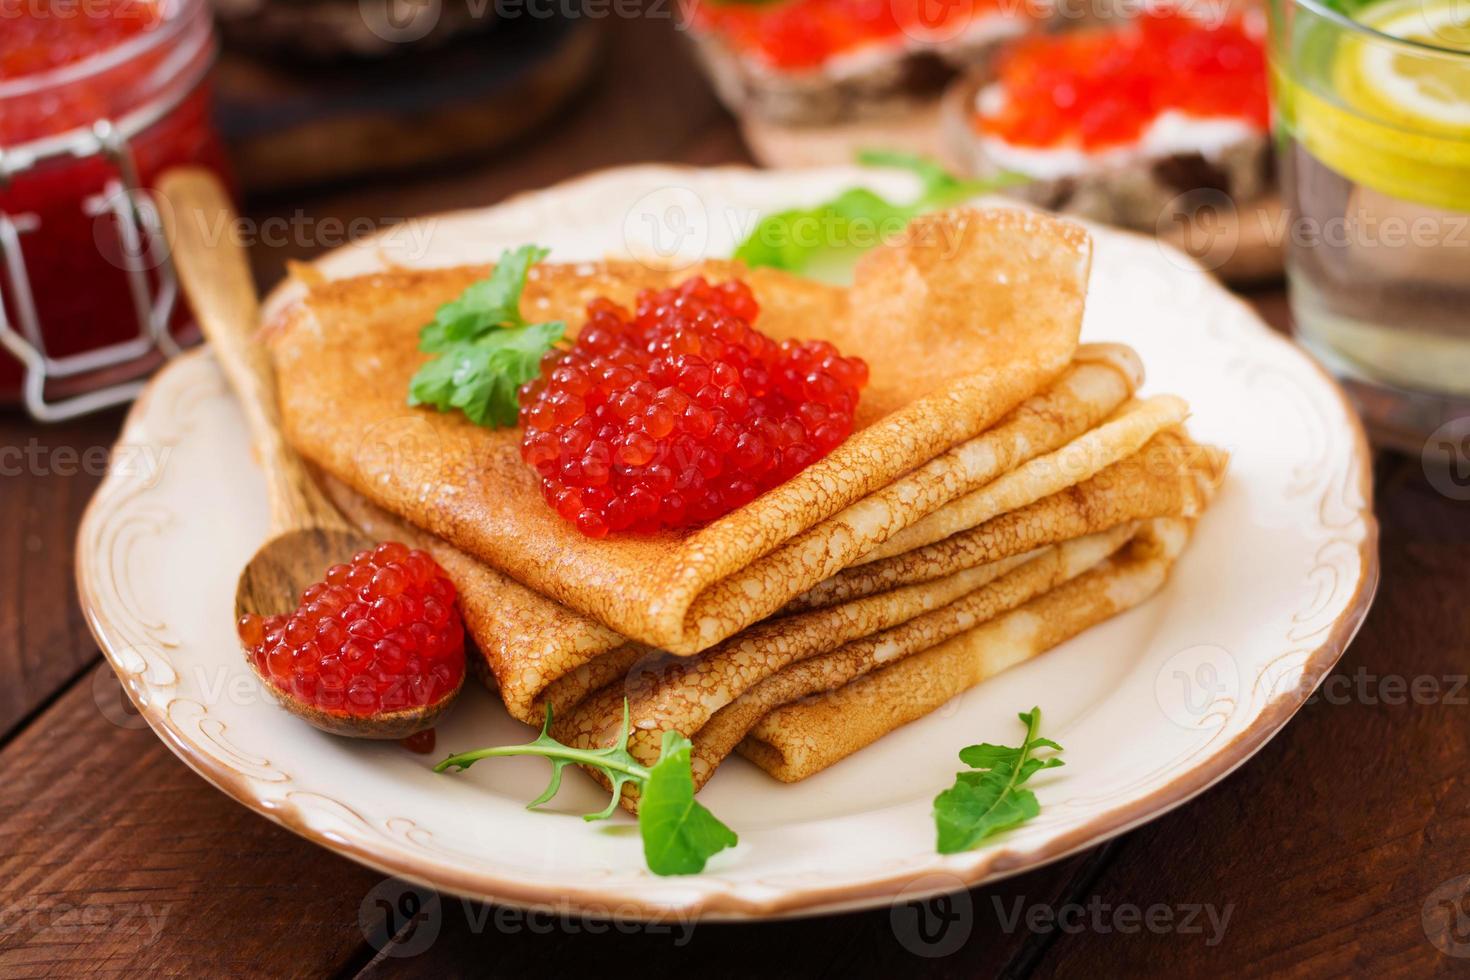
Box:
xmin=684 ymin=0 xmax=1051 ymax=126
xmin=943 ymin=6 xmax=1274 ymax=234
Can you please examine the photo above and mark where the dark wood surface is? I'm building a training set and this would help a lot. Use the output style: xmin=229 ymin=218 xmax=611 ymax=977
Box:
xmin=0 ymin=14 xmax=1462 ymax=979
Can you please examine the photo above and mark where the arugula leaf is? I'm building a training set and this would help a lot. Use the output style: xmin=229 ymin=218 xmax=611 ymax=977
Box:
xmin=407 ymin=245 xmax=564 ymax=428
xmin=638 ymin=731 xmax=741 ymax=875
xmin=733 ymin=151 xmax=1027 ymax=276
xmin=933 ymin=707 xmax=1064 ymax=854
xmin=435 ymin=702 xmax=739 ymax=875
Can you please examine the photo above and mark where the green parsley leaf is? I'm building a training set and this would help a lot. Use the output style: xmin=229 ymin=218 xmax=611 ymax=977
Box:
xmin=407 ymin=245 xmax=564 ymax=428
xmin=639 ymin=731 xmax=740 ymax=876
xmin=732 ymin=152 xmax=1028 ymax=277
xmin=933 ymin=706 xmax=1064 ymax=854
xmin=434 ymin=702 xmax=738 ymax=875
xmin=419 ymin=244 xmax=548 ymax=351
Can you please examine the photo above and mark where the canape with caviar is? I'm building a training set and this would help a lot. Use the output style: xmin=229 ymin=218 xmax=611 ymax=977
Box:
xmin=944 ymin=5 xmax=1272 ymax=231
xmin=684 ymin=0 xmax=1054 ymax=126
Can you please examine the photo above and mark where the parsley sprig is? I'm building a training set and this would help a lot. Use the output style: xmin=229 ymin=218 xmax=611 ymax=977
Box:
xmin=933 ymin=707 xmax=1064 ymax=853
xmin=435 ymin=702 xmax=739 ymax=876
xmin=407 ymin=244 xmax=564 ymax=428
xmin=732 ymin=151 xmax=1027 ymax=276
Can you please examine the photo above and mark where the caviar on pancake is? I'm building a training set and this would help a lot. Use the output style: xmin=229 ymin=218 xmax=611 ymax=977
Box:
xmin=519 ymin=276 xmax=869 ymax=538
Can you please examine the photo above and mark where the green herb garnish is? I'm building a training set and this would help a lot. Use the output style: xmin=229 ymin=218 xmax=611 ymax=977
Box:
xmin=435 ymin=702 xmax=738 ymax=876
xmin=732 ymin=151 xmax=1027 ymax=276
xmin=932 ymin=706 xmax=1063 ymax=854
xmin=407 ymin=244 xmax=564 ymax=428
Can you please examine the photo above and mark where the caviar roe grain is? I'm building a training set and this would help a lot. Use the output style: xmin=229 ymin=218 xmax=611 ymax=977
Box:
xmin=518 ymin=276 xmax=868 ymax=537
xmin=235 ymin=542 xmax=466 ymax=717
xmin=976 ymin=8 xmax=1268 ymax=151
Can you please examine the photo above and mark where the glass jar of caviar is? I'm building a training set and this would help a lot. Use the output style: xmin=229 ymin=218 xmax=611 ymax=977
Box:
xmin=0 ymin=0 xmax=230 ymax=420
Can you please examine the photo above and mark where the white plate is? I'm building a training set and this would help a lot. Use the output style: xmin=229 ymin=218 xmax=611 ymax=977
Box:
xmin=78 ymin=165 xmax=1377 ymax=920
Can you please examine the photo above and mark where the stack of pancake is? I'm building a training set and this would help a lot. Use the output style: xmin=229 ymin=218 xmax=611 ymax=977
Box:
xmin=266 ymin=207 xmax=1224 ymax=807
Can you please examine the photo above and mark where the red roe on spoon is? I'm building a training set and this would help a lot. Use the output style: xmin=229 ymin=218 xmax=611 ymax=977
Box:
xmin=236 ymin=542 xmax=466 ymax=718
xmin=518 ymin=276 xmax=868 ymax=538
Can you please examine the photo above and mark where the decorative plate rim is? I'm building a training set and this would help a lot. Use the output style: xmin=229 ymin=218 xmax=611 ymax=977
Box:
xmin=76 ymin=163 xmax=1379 ymax=920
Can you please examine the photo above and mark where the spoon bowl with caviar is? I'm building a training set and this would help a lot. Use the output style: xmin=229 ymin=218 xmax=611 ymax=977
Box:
xmin=158 ymin=169 xmax=467 ymax=740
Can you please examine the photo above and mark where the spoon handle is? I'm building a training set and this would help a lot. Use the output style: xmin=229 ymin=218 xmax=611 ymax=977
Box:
xmin=158 ymin=168 xmax=348 ymax=536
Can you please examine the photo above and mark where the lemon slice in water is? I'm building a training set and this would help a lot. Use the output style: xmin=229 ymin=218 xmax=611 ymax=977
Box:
xmin=1344 ymin=0 xmax=1470 ymax=130
xmin=1281 ymin=0 xmax=1470 ymax=212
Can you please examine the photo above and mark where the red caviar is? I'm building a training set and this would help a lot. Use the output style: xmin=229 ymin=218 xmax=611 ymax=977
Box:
xmin=0 ymin=0 xmax=229 ymax=403
xmin=1 ymin=0 xmax=163 ymax=84
xmin=236 ymin=543 xmax=467 ymax=717
xmin=691 ymin=0 xmax=1022 ymax=70
xmin=518 ymin=276 xmax=868 ymax=538
xmin=976 ymin=8 xmax=1269 ymax=151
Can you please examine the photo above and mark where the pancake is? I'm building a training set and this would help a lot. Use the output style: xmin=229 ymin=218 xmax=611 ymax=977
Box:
xmin=741 ymin=517 xmax=1192 ymax=781
xmin=544 ymin=433 xmax=1218 ymax=807
xmin=559 ymin=523 xmax=1142 ymax=802
xmin=320 ymin=366 xmax=1205 ymax=726
xmin=268 ymin=208 xmax=1092 ymax=654
xmin=790 ymin=427 xmax=1225 ymax=608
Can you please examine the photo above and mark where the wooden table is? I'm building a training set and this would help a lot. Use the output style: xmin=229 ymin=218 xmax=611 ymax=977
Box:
xmin=1 ymin=16 xmax=1462 ymax=979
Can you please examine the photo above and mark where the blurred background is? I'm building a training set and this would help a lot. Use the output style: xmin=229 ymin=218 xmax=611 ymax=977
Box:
xmin=2 ymin=0 xmax=1464 ymax=446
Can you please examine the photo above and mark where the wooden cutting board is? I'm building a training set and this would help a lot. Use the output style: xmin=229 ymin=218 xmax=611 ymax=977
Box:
xmin=215 ymin=17 xmax=602 ymax=194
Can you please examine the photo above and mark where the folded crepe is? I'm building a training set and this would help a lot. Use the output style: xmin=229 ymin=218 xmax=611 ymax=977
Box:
xmin=547 ymin=433 xmax=1221 ymax=805
xmin=740 ymin=516 xmax=1194 ymax=782
xmin=269 ymin=208 xmax=1098 ymax=655
xmin=274 ymin=204 xmax=1226 ymax=806
xmin=328 ymin=413 xmax=1219 ymax=810
xmin=321 ymin=364 xmax=1209 ymax=727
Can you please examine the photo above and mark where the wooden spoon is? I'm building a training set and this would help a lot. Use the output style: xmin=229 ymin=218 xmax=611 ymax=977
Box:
xmin=157 ymin=168 xmax=462 ymax=739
